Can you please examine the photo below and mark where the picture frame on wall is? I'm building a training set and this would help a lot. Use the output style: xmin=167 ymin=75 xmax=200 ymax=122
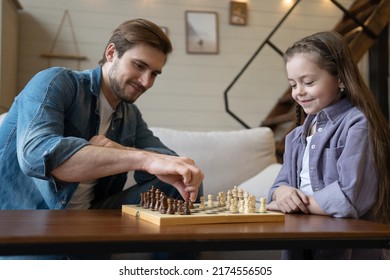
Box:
xmin=229 ymin=1 xmax=247 ymax=26
xmin=185 ymin=11 xmax=219 ymax=54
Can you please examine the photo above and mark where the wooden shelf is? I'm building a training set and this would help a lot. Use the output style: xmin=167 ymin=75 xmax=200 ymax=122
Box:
xmin=41 ymin=52 xmax=87 ymax=60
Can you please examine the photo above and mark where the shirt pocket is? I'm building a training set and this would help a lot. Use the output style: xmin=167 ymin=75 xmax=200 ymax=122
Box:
xmin=322 ymin=146 xmax=343 ymax=185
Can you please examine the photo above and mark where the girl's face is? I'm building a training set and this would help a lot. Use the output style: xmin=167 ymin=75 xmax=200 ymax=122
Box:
xmin=286 ymin=53 xmax=342 ymax=115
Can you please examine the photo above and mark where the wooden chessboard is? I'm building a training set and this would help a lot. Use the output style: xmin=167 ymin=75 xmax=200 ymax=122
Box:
xmin=122 ymin=204 xmax=285 ymax=226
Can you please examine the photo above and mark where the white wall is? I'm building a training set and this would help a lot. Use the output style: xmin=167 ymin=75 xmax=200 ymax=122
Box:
xmin=17 ymin=0 xmax=354 ymax=131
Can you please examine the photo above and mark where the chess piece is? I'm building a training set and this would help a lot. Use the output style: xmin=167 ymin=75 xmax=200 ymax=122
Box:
xmin=259 ymin=197 xmax=267 ymax=213
xmin=217 ymin=192 xmax=222 ymax=207
xmin=230 ymin=197 xmax=238 ymax=213
xmin=148 ymin=187 xmax=156 ymax=209
xmin=183 ymin=201 xmax=191 ymax=215
xmin=173 ymin=199 xmax=178 ymax=212
xmin=238 ymin=188 xmax=244 ymax=200
xmin=176 ymin=200 xmax=184 ymax=214
xmin=153 ymin=189 xmax=161 ymax=211
xmin=199 ymin=196 xmax=206 ymax=210
xmin=239 ymin=199 xmax=245 ymax=213
xmin=143 ymin=191 xmax=150 ymax=209
xmin=220 ymin=191 xmax=226 ymax=206
xmin=232 ymin=186 xmax=238 ymax=199
xmin=249 ymin=195 xmax=256 ymax=213
xmin=207 ymin=194 xmax=214 ymax=208
xmin=166 ymin=198 xmax=175 ymax=214
xmin=244 ymin=197 xmax=250 ymax=214
xmin=226 ymin=190 xmax=232 ymax=210
xmin=159 ymin=195 xmax=167 ymax=214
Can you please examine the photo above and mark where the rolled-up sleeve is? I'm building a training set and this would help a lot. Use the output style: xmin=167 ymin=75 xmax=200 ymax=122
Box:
xmin=15 ymin=68 xmax=90 ymax=180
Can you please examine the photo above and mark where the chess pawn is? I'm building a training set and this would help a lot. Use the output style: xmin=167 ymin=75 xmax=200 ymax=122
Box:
xmin=173 ymin=199 xmax=178 ymax=212
xmin=249 ymin=195 xmax=256 ymax=213
xmin=217 ymin=192 xmax=222 ymax=207
xmin=166 ymin=198 xmax=175 ymax=214
xmin=207 ymin=194 xmax=214 ymax=208
xmin=244 ymin=197 xmax=250 ymax=214
xmin=244 ymin=191 xmax=250 ymax=202
xmin=143 ymin=191 xmax=150 ymax=209
xmin=259 ymin=197 xmax=267 ymax=213
xmin=229 ymin=197 xmax=238 ymax=213
xmin=148 ymin=188 xmax=156 ymax=209
xmin=232 ymin=186 xmax=238 ymax=199
xmin=199 ymin=196 xmax=206 ymax=210
xmin=238 ymin=188 xmax=244 ymax=200
xmin=239 ymin=199 xmax=245 ymax=213
xmin=159 ymin=195 xmax=167 ymax=214
xmin=226 ymin=191 xmax=232 ymax=210
xmin=176 ymin=200 xmax=184 ymax=214
xmin=183 ymin=201 xmax=191 ymax=215
xmin=220 ymin=192 xmax=226 ymax=206
xmin=153 ymin=189 xmax=161 ymax=211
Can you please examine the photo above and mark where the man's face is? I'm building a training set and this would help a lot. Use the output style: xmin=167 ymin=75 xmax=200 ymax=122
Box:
xmin=107 ymin=42 xmax=166 ymax=104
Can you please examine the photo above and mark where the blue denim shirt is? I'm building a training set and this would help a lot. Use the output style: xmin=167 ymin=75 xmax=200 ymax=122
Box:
xmin=0 ymin=66 xmax=176 ymax=209
xmin=267 ymin=97 xmax=377 ymax=219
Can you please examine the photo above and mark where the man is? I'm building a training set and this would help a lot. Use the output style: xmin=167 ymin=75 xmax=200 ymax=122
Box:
xmin=0 ymin=18 xmax=204 ymax=211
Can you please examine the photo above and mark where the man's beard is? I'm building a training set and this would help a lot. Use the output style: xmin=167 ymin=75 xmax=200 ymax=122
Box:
xmin=108 ymin=62 xmax=138 ymax=104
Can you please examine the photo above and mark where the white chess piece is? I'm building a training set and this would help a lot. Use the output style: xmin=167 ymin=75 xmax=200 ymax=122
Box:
xmin=239 ymin=199 xmax=245 ymax=213
xmin=249 ymin=195 xmax=256 ymax=213
xmin=199 ymin=196 xmax=206 ymax=210
xmin=259 ymin=197 xmax=267 ymax=213
xmin=207 ymin=194 xmax=214 ymax=208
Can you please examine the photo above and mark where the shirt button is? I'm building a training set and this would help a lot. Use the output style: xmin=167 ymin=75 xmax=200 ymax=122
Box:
xmin=318 ymin=128 xmax=322 ymax=132
xmin=311 ymin=144 xmax=316 ymax=149
xmin=61 ymin=199 xmax=67 ymax=206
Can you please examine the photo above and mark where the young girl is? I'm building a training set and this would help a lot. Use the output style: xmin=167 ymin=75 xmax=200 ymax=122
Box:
xmin=266 ymin=31 xmax=390 ymax=259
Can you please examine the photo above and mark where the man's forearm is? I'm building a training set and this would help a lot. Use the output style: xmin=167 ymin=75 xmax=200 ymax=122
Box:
xmin=51 ymin=145 xmax=147 ymax=182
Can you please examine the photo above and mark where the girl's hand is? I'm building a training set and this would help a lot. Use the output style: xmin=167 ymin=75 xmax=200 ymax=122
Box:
xmin=273 ymin=185 xmax=309 ymax=214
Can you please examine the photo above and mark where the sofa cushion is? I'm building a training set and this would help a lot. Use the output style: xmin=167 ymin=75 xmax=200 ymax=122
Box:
xmin=150 ymin=127 xmax=277 ymax=196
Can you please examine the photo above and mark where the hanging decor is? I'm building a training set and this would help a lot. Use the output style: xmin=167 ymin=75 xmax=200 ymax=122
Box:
xmin=40 ymin=10 xmax=86 ymax=69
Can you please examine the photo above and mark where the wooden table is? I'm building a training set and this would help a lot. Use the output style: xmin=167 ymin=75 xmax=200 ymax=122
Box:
xmin=0 ymin=210 xmax=389 ymax=256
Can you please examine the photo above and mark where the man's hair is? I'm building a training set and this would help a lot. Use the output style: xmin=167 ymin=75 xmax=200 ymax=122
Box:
xmin=99 ymin=18 xmax=172 ymax=65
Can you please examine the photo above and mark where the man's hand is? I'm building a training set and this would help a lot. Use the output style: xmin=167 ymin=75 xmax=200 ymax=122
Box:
xmin=90 ymin=135 xmax=204 ymax=202
xmin=140 ymin=152 xmax=204 ymax=202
